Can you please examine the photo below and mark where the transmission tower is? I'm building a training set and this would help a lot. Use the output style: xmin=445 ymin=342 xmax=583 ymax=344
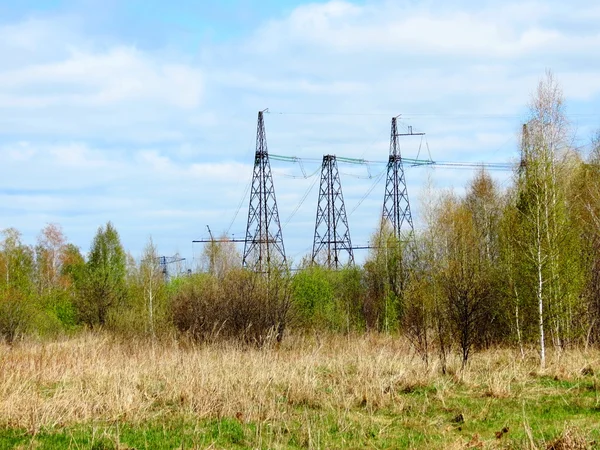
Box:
xmin=312 ymin=155 xmax=354 ymax=268
xmin=242 ymin=109 xmax=287 ymax=271
xmin=158 ymin=255 xmax=185 ymax=282
xmin=382 ymin=117 xmax=423 ymax=239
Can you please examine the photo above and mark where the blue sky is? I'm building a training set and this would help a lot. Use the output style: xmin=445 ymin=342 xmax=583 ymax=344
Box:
xmin=1 ymin=0 xmax=599 ymax=267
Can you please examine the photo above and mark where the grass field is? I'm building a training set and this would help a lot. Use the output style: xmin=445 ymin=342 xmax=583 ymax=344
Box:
xmin=1 ymin=333 xmax=599 ymax=449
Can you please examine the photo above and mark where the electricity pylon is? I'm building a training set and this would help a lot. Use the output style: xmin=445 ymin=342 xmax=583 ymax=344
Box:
xmin=312 ymin=155 xmax=354 ymax=268
xmin=242 ymin=109 xmax=287 ymax=272
xmin=382 ymin=116 xmax=423 ymax=239
xmin=158 ymin=255 xmax=185 ymax=282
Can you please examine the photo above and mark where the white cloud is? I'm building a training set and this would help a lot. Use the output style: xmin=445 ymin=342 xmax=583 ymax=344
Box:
xmin=0 ymin=16 xmax=205 ymax=146
xmin=0 ymin=46 xmax=203 ymax=109
xmin=244 ymin=0 xmax=600 ymax=72
xmin=0 ymin=17 xmax=77 ymax=55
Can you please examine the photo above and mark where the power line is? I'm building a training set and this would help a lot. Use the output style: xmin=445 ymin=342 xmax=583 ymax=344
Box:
xmin=225 ymin=176 xmax=252 ymax=236
xmin=282 ymin=174 xmax=320 ymax=229
xmin=269 ymin=153 xmax=515 ymax=171
xmin=348 ymin=169 xmax=386 ymax=217
xmin=269 ymin=111 xmax=600 ymax=119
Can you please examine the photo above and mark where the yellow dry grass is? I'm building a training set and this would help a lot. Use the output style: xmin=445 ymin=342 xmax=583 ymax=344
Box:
xmin=0 ymin=332 xmax=599 ymax=446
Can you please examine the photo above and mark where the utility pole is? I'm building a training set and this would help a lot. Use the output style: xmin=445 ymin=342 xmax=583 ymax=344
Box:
xmin=242 ymin=109 xmax=287 ymax=272
xmin=206 ymin=225 xmax=216 ymax=275
xmin=312 ymin=155 xmax=354 ymax=268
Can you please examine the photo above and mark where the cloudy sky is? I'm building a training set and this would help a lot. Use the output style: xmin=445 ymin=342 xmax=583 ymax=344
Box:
xmin=1 ymin=0 xmax=599 ymax=267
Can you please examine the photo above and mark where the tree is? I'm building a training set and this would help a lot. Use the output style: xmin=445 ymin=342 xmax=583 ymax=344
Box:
xmin=568 ymin=133 xmax=600 ymax=346
xmin=0 ymin=228 xmax=35 ymax=293
xmin=33 ymin=224 xmax=83 ymax=330
xmin=139 ymin=238 xmax=167 ymax=337
xmin=172 ymin=268 xmax=291 ymax=345
xmin=0 ymin=228 xmax=35 ymax=342
xmin=35 ymin=223 xmax=68 ymax=294
xmin=409 ymin=180 xmax=450 ymax=372
xmin=435 ymin=192 xmax=491 ymax=368
xmin=200 ymin=234 xmax=241 ymax=277
xmin=591 ymin=129 xmax=600 ymax=162
xmin=498 ymin=194 xmax=531 ymax=356
xmin=515 ymin=71 xmax=581 ymax=367
xmin=75 ymin=222 xmax=126 ymax=327
xmin=463 ymin=169 xmax=506 ymax=348
xmin=290 ymin=265 xmax=336 ymax=329
xmin=363 ymin=220 xmax=410 ymax=332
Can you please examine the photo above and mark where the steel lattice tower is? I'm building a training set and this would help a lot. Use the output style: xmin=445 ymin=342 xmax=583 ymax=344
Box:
xmin=312 ymin=155 xmax=354 ymax=268
xmin=382 ymin=117 xmax=420 ymax=239
xmin=242 ymin=110 xmax=286 ymax=271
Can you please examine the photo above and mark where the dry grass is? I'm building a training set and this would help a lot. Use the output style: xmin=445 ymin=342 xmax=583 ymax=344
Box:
xmin=1 ymin=333 xmax=599 ymax=448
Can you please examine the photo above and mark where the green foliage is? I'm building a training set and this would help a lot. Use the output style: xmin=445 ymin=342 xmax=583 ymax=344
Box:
xmin=74 ymin=222 xmax=127 ymax=328
xmin=508 ymin=73 xmax=586 ymax=366
xmin=50 ymin=292 xmax=78 ymax=328
xmin=110 ymin=238 xmax=172 ymax=338
xmin=290 ymin=265 xmax=335 ymax=327
xmin=0 ymin=228 xmax=35 ymax=295
xmin=362 ymin=221 xmax=410 ymax=332
xmin=28 ymin=290 xmax=80 ymax=338
xmin=0 ymin=229 xmax=36 ymax=342
xmin=290 ymin=265 xmax=364 ymax=332
xmin=0 ymin=288 xmax=33 ymax=343
xmin=572 ymin=158 xmax=600 ymax=346
xmin=436 ymin=172 xmax=507 ymax=366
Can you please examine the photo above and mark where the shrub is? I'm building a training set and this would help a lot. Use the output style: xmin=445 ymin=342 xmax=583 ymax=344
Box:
xmin=172 ymin=270 xmax=290 ymax=345
xmin=290 ymin=266 xmax=365 ymax=332
xmin=0 ymin=289 xmax=33 ymax=343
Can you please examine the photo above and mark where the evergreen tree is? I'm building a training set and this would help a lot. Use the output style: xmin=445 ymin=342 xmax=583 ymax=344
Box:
xmin=75 ymin=222 xmax=126 ymax=327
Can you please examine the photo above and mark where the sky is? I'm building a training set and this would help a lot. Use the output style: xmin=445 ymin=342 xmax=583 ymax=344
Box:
xmin=1 ymin=0 xmax=599 ymax=269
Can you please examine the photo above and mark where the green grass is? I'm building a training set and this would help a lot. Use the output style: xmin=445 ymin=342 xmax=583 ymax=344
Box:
xmin=2 ymin=373 xmax=600 ymax=449
xmin=3 ymin=335 xmax=600 ymax=449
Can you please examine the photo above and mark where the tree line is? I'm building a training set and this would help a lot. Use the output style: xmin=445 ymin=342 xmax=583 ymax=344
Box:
xmin=1 ymin=72 xmax=599 ymax=369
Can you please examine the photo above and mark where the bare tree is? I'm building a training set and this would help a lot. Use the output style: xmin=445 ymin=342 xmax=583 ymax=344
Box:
xmin=140 ymin=238 xmax=164 ymax=337
xmin=200 ymin=234 xmax=241 ymax=277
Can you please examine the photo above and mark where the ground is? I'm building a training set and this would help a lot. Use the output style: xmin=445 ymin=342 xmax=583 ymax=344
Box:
xmin=1 ymin=333 xmax=599 ymax=449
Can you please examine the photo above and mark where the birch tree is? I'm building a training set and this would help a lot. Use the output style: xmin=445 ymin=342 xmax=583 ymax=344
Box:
xmin=516 ymin=71 xmax=577 ymax=367
xmin=139 ymin=238 xmax=165 ymax=337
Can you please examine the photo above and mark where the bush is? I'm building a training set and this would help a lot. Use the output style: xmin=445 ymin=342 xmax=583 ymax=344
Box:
xmin=290 ymin=266 xmax=365 ymax=332
xmin=0 ymin=289 xmax=33 ymax=343
xmin=172 ymin=269 xmax=290 ymax=345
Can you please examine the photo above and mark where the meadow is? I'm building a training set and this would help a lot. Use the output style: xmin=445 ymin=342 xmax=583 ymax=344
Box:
xmin=1 ymin=333 xmax=599 ymax=449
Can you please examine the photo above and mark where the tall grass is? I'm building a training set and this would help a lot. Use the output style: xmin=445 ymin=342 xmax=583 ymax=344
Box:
xmin=1 ymin=332 xmax=599 ymax=437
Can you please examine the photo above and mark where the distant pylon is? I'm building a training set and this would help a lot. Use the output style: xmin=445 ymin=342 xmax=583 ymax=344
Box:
xmin=312 ymin=155 xmax=354 ymax=268
xmin=382 ymin=117 xmax=422 ymax=239
xmin=158 ymin=255 xmax=185 ymax=282
xmin=242 ymin=110 xmax=287 ymax=271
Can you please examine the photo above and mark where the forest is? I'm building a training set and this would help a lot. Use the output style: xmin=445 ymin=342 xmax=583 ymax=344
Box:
xmin=1 ymin=73 xmax=600 ymax=369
